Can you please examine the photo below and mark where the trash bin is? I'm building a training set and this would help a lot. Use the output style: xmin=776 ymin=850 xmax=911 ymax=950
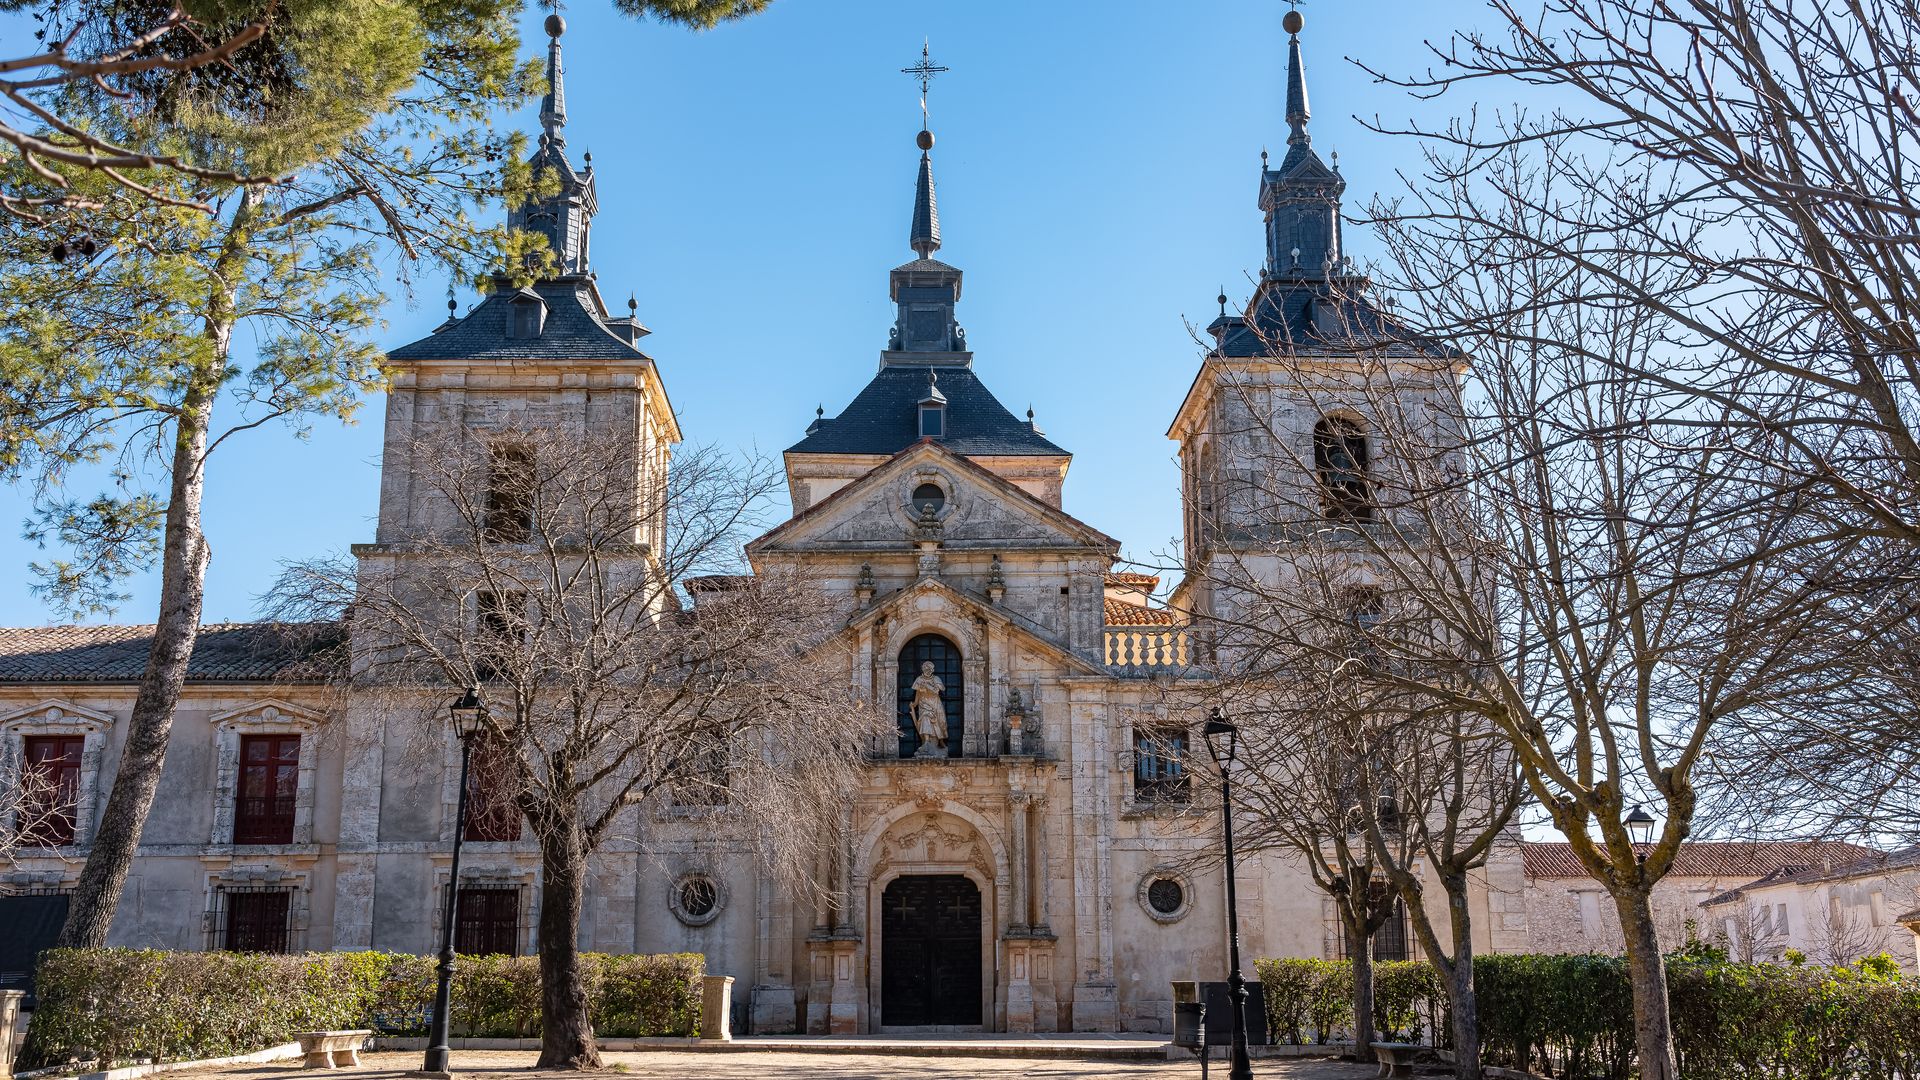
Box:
xmin=1172 ymin=1000 xmax=1207 ymax=1048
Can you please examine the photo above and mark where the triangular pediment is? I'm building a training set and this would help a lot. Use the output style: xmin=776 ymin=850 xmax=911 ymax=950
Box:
xmin=749 ymin=442 xmax=1119 ymax=556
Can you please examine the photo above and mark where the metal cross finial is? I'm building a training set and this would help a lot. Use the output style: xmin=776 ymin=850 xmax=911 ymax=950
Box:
xmin=901 ymin=39 xmax=949 ymax=126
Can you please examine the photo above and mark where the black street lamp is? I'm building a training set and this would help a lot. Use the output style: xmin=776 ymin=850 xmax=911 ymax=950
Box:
xmin=1203 ymin=707 xmax=1254 ymax=1080
xmin=1626 ymin=804 xmax=1656 ymax=865
xmin=418 ymin=686 xmax=486 ymax=1078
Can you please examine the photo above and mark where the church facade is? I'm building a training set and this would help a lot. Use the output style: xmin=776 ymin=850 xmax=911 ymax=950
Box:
xmin=0 ymin=16 xmax=1527 ymax=1034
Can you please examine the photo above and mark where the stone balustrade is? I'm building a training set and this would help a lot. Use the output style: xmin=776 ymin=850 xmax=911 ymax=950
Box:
xmin=1103 ymin=627 xmax=1190 ymax=670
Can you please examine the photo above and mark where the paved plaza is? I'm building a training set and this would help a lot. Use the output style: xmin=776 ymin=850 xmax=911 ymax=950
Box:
xmin=168 ymin=1049 xmax=1381 ymax=1080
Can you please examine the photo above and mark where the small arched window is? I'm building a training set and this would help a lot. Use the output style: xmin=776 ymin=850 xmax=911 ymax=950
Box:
xmin=1314 ymin=417 xmax=1374 ymax=522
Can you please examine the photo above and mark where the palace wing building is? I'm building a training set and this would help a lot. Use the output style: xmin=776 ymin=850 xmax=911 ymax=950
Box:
xmin=0 ymin=17 xmax=1527 ymax=1033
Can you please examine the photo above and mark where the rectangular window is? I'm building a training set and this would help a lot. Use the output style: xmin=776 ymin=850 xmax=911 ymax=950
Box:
xmin=670 ymin=739 xmax=730 ymax=807
xmin=454 ymin=887 xmax=520 ymax=956
xmin=484 ymin=444 xmax=535 ymax=542
xmin=476 ymin=590 xmax=526 ymax=682
xmin=1133 ymin=729 xmax=1190 ymax=802
xmin=22 ymin=735 xmax=84 ymax=845
xmin=233 ymin=734 xmax=300 ymax=845
xmin=919 ymin=406 xmax=944 ymax=438
xmin=1776 ymin=903 xmax=1789 ymax=936
xmin=463 ymin=735 xmax=521 ymax=842
xmin=221 ymin=889 xmax=292 ymax=953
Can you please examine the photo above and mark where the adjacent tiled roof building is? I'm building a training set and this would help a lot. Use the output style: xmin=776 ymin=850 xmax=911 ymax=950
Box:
xmin=0 ymin=623 xmax=343 ymax=684
xmin=1521 ymin=839 xmax=1879 ymax=881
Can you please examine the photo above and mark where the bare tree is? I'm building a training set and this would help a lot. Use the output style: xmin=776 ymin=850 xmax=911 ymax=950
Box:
xmin=270 ymin=425 xmax=886 ymax=1069
xmin=1212 ymin=679 xmax=1409 ymax=1061
xmin=1355 ymin=0 xmax=1920 ymax=841
xmin=0 ymin=751 xmax=66 ymax=863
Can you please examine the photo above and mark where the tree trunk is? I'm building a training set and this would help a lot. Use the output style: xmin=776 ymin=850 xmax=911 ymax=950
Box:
xmin=1614 ymin=888 xmax=1679 ymax=1080
xmin=1445 ymin=880 xmax=1481 ymax=1080
xmin=536 ymin=812 xmax=601 ymax=1069
xmin=1348 ymin=920 xmax=1377 ymax=1063
xmin=55 ymin=390 xmax=213 ymax=947
xmin=55 ymin=190 xmax=256 ymax=950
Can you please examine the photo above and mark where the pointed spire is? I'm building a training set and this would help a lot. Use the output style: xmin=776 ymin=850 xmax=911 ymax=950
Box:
xmin=911 ymin=129 xmax=941 ymax=259
xmin=539 ymin=11 xmax=568 ymax=149
xmin=1283 ymin=8 xmax=1310 ymax=148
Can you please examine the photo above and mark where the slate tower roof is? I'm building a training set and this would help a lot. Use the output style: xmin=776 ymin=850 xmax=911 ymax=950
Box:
xmin=787 ymin=121 xmax=1066 ymax=459
xmin=1204 ymin=13 xmax=1427 ymax=362
xmin=386 ymin=14 xmax=655 ymax=368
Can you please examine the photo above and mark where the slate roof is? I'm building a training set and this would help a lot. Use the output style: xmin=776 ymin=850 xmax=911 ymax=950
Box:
xmin=387 ymin=279 xmax=648 ymax=363
xmin=0 ymin=622 xmax=344 ymax=684
xmin=1521 ymin=839 xmax=1880 ymax=881
xmin=787 ymin=364 xmax=1068 ymax=458
xmin=1209 ymin=278 xmax=1441 ymax=360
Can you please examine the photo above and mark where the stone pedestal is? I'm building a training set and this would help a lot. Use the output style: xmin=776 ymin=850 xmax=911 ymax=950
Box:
xmin=804 ymin=934 xmax=863 ymax=1035
xmin=0 ymin=990 xmax=22 ymax=1078
xmin=700 ymin=975 xmax=734 ymax=1041
xmin=1002 ymin=930 xmax=1058 ymax=1033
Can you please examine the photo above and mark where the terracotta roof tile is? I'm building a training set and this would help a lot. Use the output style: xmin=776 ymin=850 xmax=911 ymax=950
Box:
xmin=1105 ymin=572 xmax=1161 ymax=588
xmin=1104 ymin=598 xmax=1179 ymax=627
xmin=1521 ymin=839 xmax=1879 ymax=881
xmin=0 ymin=623 xmax=344 ymax=684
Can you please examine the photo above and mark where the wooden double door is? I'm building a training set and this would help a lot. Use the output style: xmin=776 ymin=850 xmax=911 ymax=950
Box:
xmin=880 ymin=874 xmax=983 ymax=1027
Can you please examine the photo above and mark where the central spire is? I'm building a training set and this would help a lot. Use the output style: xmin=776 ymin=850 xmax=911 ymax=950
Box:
xmin=911 ymin=129 xmax=940 ymax=259
xmin=540 ymin=11 xmax=568 ymax=149
xmin=886 ymin=42 xmax=965 ymax=359
xmin=1284 ymin=8 xmax=1309 ymax=148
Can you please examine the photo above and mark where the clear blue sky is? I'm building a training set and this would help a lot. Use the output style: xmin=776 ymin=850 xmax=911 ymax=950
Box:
xmin=1 ymin=0 xmax=1488 ymax=626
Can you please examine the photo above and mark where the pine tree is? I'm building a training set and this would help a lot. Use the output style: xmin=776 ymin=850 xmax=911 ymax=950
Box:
xmin=0 ymin=0 xmax=539 ymax=948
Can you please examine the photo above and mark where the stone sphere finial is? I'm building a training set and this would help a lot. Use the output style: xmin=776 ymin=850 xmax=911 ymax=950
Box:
xmin=917 ymin=129 xmax=935 ymax=152
xmin=1282 ymin=9 xmax=1304 ymax=35
xmin=545 ymin=12 xmax=565 ymax=37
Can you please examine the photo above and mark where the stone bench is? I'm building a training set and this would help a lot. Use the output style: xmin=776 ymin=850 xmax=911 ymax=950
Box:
xmin=1371 ymin=1041 xmax=1425 ymax=1079
xmin=294 ymin=1030 xmax=371 ymax=1069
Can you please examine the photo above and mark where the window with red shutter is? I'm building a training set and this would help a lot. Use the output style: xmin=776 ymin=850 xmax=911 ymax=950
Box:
xmin=22 ymin=735 xmax=84 ymax=845
xmin=234 ymin=734 xmax=300 ymax=844
xmin=463 ymin=737 xmax=521 ymax=842
xmin=222 ymin=890 xmax=291 ymax=953
xmin=454 ymin=887 xmax=520 ymax=956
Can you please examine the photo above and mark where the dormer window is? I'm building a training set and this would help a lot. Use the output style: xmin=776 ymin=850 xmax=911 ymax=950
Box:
xmin=917 ymin=368 xmax=947 ymax=439
xmin=507 ymin=290 xmax=546 ymax=339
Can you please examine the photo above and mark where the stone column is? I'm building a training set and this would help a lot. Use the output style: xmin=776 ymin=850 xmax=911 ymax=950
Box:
xmin=1008 ymin=793 xmax=1031 ymax=933
xmin=1065 ymin=685 xmax=1117 ymax=1031
xmin=331 ymin=699 xmax=386 ymax=949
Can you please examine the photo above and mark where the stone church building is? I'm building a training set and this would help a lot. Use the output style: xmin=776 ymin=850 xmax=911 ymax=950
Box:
xmin=0 ymin=17 xmax=1526 ymax=1034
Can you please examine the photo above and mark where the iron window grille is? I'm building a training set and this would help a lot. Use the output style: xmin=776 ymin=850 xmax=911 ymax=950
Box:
xmin=209 ymin=887 xmax=294 ymax=953
xmin=453 ymin=886 xmax=522 ymax=956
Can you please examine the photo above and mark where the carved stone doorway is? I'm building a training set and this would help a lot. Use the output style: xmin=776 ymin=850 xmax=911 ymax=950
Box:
xmin=879 ymin=874 xmax=982 ymax=1027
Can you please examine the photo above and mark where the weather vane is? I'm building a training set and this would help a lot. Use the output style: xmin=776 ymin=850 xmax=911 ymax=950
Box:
xmin=901 ymin=39 xmax=949 ymax=127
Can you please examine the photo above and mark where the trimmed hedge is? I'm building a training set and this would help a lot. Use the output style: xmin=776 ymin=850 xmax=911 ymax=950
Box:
xmin=21 ymin=949 xmax=703 ymax=1071
xmin=1259 ymin=951 xmax=1920 ymax=1080
xmin=1252 ymin=957 xmax=1444 ymax=1045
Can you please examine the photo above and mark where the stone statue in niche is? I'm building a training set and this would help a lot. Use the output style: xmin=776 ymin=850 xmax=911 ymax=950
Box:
xmin=911 ymin=661 xmax=948 ymax=757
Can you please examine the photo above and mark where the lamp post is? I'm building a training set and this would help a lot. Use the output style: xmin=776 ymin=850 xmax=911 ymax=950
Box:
xmin=1626 ymin=804 xmax=1656 ymax=866
xmin=1203 ymin=707 xmax=1254 ymax=1080
xmin=419 ymin=687 xmax=486 ymax=1078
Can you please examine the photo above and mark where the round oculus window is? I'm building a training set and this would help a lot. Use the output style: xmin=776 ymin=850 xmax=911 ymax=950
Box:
xmin=1138 ymin=870 xmax=1192 ymax=922
xmin=911 ymin=483 xmax=945 ymax=515
xmin=672 ymin=874 xmax=721 ymax=926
